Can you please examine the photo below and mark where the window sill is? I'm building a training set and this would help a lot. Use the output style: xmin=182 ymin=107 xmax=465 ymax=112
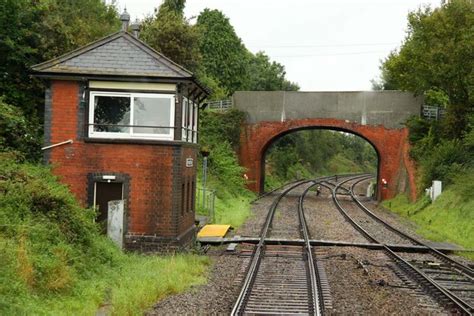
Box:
xmin=84 ymin=137 xmax=199 ymax=148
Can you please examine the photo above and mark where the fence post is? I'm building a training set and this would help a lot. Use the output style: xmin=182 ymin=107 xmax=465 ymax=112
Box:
xmin=211 ymin=192 xmax=216 ymax=223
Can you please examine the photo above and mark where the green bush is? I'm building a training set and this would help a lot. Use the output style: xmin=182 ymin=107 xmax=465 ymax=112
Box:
xmin=406 ymin=113 xmax=474 ymax=193
xmin=0 ymin=98 xmax=41 ymax=161
xmin=0 ymin=153 xmax=118 ymax=299
xmin=418 ymin=139 xmax=469 ymax=189
xmin=197 ymin=108 xmax=256 ymax=226
xmin=200 ymin=108 xmax=245 ymax=148
xmin=199 ymin=108 xmax=248 ymax=195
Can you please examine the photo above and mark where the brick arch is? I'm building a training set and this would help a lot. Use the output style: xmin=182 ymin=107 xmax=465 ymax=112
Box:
xmin=238 ymin=118 xmax=417 ymax=201
xmin=259 ymin=124 xmax=382 ymax=194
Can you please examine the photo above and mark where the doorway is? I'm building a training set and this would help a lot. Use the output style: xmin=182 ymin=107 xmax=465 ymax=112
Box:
xmin=94 ymin=181 xmax=123 ymax=233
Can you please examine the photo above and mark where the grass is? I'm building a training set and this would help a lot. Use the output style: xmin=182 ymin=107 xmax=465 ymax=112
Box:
xmin=196 ymin=177 xmax=255 ymax=229
xmin=0 ymin=155 xmax=211 ymax=315
xmin=214 ymin=193 xmax=254 ymax=228
xmin=383 ymin=190 xmax=474 ymax=255
xmin=0 ymin=246 xmax=210 ymax=315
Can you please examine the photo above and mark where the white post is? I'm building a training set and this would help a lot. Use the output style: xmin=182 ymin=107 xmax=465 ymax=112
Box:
xmin=431 ymin=180 xmax=442 ymax=202
xmin=108 ymin=200 xmax=124 ymax=248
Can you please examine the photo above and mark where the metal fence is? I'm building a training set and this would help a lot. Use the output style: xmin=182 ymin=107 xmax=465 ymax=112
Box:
xmin=206 ymin=99 xmax=233 ymax=111
xmin=422 ymin=105 xmax=446 ymax=120
xmin=196 ymin=187 xmax=216 ymax=222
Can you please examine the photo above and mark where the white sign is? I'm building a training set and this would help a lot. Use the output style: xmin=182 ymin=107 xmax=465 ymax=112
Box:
xmin=186 ymin=158 xmax=194 ymax=168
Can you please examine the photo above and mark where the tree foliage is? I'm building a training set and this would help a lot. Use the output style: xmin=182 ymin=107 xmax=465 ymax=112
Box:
xmin=266 ymin=130 xmax=378 ymax=186
xmin=248 ymin=52 xmax=299 ymax=91
xmin=0 ymin=0 xmax=119 ymax=161
xmin=377 ymin=0 xmax=474 ymax=137
xmin=375 ymin=0 xmax=474 ymax=192
xmin=140 ymin=0 xmax=201 ymax=72
xmin=0 ymin=98 xmax=41 ymax=161
xmin=196 ymin=9 xmax=298 ymax=97
xmin=0 ymin=0 xmax=119 ymax=116
xmin=196 ymin=9 xmax=251 ymax=95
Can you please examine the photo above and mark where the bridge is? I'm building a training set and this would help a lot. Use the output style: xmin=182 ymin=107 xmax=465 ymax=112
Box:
xmin=233 ymin=91 xmax=424 ymax=200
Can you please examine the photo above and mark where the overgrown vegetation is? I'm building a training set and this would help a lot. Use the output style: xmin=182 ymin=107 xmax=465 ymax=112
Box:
xmin=197 ymin=109 xmax=255 ymax=227
xmin=265 ymin=130 xmax=378 ymax=190
xmin=0 ymin=153 xmax=210 ymax=314
xmin=374 ymin=0 xmax=473 ymax=192
xmin=376 ymin=0 xmax=473 ymax=251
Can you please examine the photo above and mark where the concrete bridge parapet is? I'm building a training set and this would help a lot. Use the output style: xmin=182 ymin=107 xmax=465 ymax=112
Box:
xmin=233 ymin=91 xmax=423 ymax=201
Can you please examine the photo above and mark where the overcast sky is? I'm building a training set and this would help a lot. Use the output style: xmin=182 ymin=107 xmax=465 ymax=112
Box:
xmin=117 ymin=0 xmax=440 ymax=91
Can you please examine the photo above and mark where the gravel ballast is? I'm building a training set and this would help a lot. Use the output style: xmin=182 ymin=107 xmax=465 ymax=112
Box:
xmin=149 ymin=180 xmax=471 ymax=314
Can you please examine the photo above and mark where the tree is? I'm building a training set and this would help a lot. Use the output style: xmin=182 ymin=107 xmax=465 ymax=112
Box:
xmin=248 ymin=52 xmax=299 ymax=91
xmin=0 ymin=0 xmax=119 ymax=115
xmin=0 ymin=0 xmax=44 ymax=116
xmin=196 ymin=9 xmax=251 ymax=95
xmin=0 ymin=97 xmax=41 ymax=161
xmin=0 ymin=0 xmax=119 ymax=160
xmin=196 ymin=9 xmax=299 ymax=97
xmin=160 ymin=0 xmax=186 ymax=16
xmin=140 ymin=1 xmax=201 ymax=72
xmin=377 ymin=0 xmax=474 ymax=138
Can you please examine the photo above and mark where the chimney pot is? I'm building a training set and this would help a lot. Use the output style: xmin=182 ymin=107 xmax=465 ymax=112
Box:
xmin=120 ymin=8 xmax=130 ymax=31
xmin=130 ymin=19 xmax=141 ymax=38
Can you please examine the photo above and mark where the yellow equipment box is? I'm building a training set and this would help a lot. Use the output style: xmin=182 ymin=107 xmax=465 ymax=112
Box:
xmin=197 ymin=224 xmax=231 ymax=238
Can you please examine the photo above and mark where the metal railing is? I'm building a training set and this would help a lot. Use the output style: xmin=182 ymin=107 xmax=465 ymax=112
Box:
xmin=206 ymin=99 xmax=233 ymax=111
xmin=422 ymin=105 xmax=446 ymax=120
xmin=196 ymin=187 xmax=216 ymax=222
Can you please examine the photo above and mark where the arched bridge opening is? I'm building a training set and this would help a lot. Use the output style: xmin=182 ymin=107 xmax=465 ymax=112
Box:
xmin=260 ymin=126 xmax=381 ymax=195
xmin=234 ymin=91 xmax=423 ymax=201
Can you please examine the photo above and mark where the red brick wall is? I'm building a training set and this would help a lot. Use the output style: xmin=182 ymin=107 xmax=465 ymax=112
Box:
xmin=177 ymin=146 xmax=198 ymax=235
xmin=47 ymin=80 xmax=197 ymax=238
xmin=238 ymin=118 xmax=417 ymax=201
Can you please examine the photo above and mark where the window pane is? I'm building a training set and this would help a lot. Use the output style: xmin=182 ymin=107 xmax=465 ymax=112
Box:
xmin=193 ymin=103 xmax=198 ymax=143
xmin=187 ymin=101 xmax=193 ymax=141
xmin=182 ymin=98 xmax=188 ymax=141
xmin=94 ymin=96 xmax=130 ymax=132
xmin=133 ymin=96 xmax=171 ymax=134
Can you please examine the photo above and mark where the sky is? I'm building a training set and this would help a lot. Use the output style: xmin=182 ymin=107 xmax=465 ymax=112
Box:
xmin=116 ymin=0 xmax=441 ymax=91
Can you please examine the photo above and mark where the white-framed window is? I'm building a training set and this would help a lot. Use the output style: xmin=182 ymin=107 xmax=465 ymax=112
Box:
xmin=182 ymin=97 xmax=189 ymax=141
xmin=181 ymin=98 xmax=199 ymax=143
xmin=192 ymin=101 xmax=198 ymax=143
xmin=88 ymin=91 xmax=175 ymax=140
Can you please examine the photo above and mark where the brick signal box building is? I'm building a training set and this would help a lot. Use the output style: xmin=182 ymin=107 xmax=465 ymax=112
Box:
xmin=32 ymin=13 xmax=208 ymax=251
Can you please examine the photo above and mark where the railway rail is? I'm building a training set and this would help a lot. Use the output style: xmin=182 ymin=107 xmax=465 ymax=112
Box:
xmin=230 ymin=174 xmax=473 ymax=315
xmin=332 ymin=175 xmax=474 ymax=314
xmin=231 ymin=179 xmax=327 ymax=315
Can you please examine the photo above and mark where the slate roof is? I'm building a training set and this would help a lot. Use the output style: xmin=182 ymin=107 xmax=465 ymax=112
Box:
xmin=32 ymin=31 xmax=194 ymax=79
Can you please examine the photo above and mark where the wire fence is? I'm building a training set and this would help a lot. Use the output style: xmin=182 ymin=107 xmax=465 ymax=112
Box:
xmin=196 ymin=187 xmax=216 ymax=222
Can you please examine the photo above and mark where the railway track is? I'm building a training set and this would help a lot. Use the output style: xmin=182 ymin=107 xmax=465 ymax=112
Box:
xmin=331 ymin=175 xmax=474 ymax=315
xmin=231 ymin=179 xmax=328 ymax=315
